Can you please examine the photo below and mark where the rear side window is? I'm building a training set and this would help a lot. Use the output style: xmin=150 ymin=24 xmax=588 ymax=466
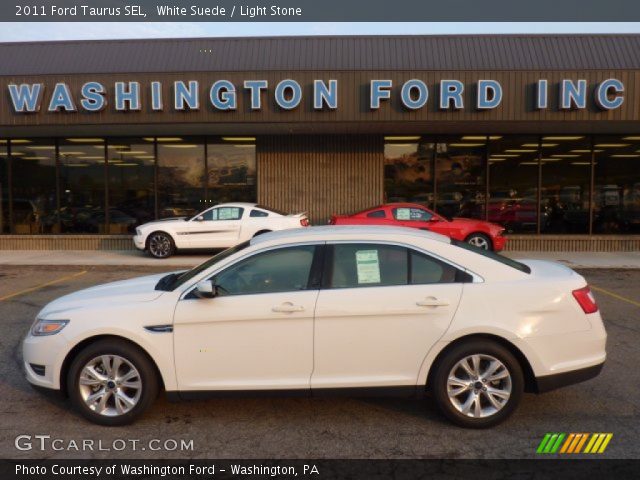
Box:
xmin=250 ymin=209 xmax=269 ymax=217
xmin=326 ymin=243 xmax=468 ymax=288
xmin=329 ymin=244 xmax=407 ymax=288
xmin=452 ymin=239 xmax=531 ymax=274
xmin=366 ymin=210 xmax=386 ymax=218
xmin=410 ymin=251 xmax=459 ymax=284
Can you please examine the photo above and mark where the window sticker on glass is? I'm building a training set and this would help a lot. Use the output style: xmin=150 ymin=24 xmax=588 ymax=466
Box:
xmin=356 ymin=250 xmax=381 ymax=284
xmin=219 ymin=208 xmax=239 ymax=220
xmin=395 ymin=208 xmax=411 ymax=220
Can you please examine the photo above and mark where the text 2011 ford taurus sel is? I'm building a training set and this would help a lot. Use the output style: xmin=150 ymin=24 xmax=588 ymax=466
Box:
xmin=23 ymin=226 xmax=606 ymax=428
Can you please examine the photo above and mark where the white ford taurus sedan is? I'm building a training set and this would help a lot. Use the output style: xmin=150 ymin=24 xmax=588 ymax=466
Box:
xmin=133 ymin=202 xmax=309 ymax=258
xmin=23 ymin=226 xmax=606 ymax=427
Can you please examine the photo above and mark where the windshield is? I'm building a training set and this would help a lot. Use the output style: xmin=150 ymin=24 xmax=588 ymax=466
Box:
xmin=155 ymin=240 xmax=251 ymax=291
xmin=451 ymin=239 xmax=531 ymax=274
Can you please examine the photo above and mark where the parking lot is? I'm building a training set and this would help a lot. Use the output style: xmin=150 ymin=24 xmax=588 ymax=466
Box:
xmin=0 ymin=264 xmax=638 ymax=459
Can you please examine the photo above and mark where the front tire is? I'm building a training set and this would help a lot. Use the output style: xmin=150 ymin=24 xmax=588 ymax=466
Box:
xmin=431 ymin=339 xmax=524 ymax=428
xmin=147 ymin=231 xmax=175 ymax=259
xmin=466 ymin=233 xmax=492 ymax=251
xmin=67 ymin=339 xmax=159 ymax=426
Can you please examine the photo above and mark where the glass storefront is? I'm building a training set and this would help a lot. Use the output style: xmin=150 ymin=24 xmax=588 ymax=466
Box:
xmin=436 ymin=137 xmax=486 ymax=220
xmin=594 ymin=136 xmax=640 ymax=233
xmin=384 ymin=136 xmax=435 ymax=208
xmin=384 ymin=134 xmax=640 ymax=234
xmin=488 ymin=136 xmax=539 ymax=233
xmin=0 ymin=137 xmax=257 ymax=234
xmin=0 ymin=141 xmax=10 ymax=234
xmin=108 ymin=138 xmax=156 ymax=233
xmin=1 ymin=134 xmax=640 ymax=235
xmin=157 ymin=137 xmax=206 ymax=218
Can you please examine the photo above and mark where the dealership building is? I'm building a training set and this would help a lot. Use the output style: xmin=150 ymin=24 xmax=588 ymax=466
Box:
xmin=1 ymin=34 xmax=640 ymax=251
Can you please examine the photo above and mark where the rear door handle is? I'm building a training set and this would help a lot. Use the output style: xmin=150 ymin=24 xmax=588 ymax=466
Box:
xmin=272 ymin=302 xmax=305 ymax=313
xmin=416 ymin=298 xmax=450 ymax=307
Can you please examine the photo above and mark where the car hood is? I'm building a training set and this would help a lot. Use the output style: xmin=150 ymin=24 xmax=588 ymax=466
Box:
xmin=38 ymin=272 xmax=172 ymax=318
xmin=138 ymin=218 xmax=188 ymax=230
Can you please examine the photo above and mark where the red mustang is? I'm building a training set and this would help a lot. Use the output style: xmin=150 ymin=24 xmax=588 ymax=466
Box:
xmin=329 ymin=203 xmax=507 ymax=251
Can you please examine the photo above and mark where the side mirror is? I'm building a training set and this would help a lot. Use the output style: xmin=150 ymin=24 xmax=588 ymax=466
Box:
xmin=194 ymin=280 xmax=217 ymax=299
xmin=194 ymin=215 xmax=204 ymax=222
xmin=429 ymin=217 xmax=439 ymax=222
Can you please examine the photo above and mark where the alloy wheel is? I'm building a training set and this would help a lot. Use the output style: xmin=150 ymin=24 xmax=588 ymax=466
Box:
xmin=446 ymin=354 xmax=512 ymax=418
xmin=78 ymin=355 xmax=142 ymax=417
xmin=468 ymin=235 xmax=490 ymax=250
xmin=148 ymin=233 xmax=172 ymax=258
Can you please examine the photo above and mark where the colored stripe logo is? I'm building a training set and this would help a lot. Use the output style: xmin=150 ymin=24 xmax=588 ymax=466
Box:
xmin=537 ymin=433 xmax=612 ymax=454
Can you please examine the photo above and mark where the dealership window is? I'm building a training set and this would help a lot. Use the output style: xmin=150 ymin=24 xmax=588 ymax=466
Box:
xmin=594 ymin=136 xmax=640 ymax=233
xmin=58 ymin=138 xmax=106 ymax=233
xmin=436 ymin=137 xmax=486 ymax=220
xmin=384 ymin=136 xmax=435 ymax=208
xmin=108 ymin=138 xmax=155 ymax=234
xmin=157 ymin=138 xmax=205 ymax=218
xmin=540 ymin=136 xmax=591 ymax=234
xmin=0 ymin=141 xmax=9 ymax=233
xmin=206 ymin=138 xmax=256 ymax=206
xmin=10 ymin=139 xmax=58 ymax=234
xmin=488 ymin=136 xmax=540 ymax=233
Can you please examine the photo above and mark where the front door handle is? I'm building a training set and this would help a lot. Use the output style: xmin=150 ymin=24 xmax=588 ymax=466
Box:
xmin=416 ymin=298 xmax=450 ymax=307
xmin=272 ymin=302 xmax=305 ymax=313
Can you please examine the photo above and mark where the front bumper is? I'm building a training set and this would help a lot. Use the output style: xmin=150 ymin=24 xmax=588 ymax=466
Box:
xmin=22 ymin=332 xmax=68 ymax=390
xmin=133 ymin=234 xmax=145 ymax=250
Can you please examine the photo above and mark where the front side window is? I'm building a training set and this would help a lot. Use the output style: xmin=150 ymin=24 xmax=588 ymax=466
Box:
xmin=202 ymin=206 xmax=244 ymax=221
xmin=213 ymin=245 xmax=316 ymax=295
xmin=393 ymin=207 xmax=432 ymax=222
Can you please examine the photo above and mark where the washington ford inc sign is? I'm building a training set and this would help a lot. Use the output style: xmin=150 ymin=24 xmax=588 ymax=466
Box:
xmin=6 ymin=78 xmax=626 ymax=113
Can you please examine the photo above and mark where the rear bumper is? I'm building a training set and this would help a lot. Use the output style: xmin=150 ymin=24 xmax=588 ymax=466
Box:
xmin=535 ymin=362 xmax=604 ymax=393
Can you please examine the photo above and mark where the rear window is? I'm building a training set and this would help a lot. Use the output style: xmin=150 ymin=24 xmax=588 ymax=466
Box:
xmin=451 ymin=240 xmax=531 ymax=274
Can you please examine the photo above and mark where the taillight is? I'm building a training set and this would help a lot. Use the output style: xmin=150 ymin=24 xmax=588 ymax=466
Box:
xmin=572 ymin=286 xmax=598 ymax=314
xmin=300 ymin=218 xmax=310 ymax=227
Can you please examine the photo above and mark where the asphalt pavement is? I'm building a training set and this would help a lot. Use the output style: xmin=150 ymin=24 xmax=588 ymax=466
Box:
xmin=0 ymin=265 xmax=638 ymax=459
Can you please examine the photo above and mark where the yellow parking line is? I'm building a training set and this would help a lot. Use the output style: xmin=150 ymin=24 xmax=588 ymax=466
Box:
xmin=0 ymin=270 xmax=88 ymax=302
xmin=591 ymin=285 xmax=640 ymax=308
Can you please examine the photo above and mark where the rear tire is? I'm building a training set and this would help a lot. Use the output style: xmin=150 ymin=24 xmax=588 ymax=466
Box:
xmin=147 ymin=231 xmax=175 ymax=259
xmin=466 ymin=233 xmax=493 ymax=251
xmin=431 ymin=339 xmax=524 ymax=428
xmin=67 ymin=339 xmax=159 ymax=426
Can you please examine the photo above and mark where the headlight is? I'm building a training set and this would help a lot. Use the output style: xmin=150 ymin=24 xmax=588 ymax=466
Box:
xmin=31 ymin=319 xmax=69 ymax=336
xmin=135 ymin=228 xmax=142 ymax=236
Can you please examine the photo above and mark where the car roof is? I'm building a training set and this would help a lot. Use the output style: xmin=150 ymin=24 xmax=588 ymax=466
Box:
xmin=250 ymin=225 xmax=450 ymax=245
xmin=211 ymin=202 xmax=258 ymax=208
